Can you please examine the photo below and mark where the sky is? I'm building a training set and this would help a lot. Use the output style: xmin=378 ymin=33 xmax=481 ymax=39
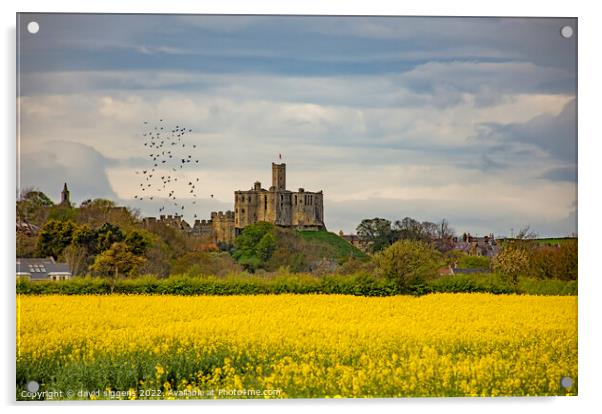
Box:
xmin=17 ymin=14 xmax=577 ymax=237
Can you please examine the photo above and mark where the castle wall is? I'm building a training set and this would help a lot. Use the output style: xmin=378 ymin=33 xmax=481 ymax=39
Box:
xmin=273 ymin=191 xmax=292 ymax=226
xmin=292 ymin=190 xmax=324 ymax=230
xmin=211 ymin=211 xmax=235 ymax=244
xmin=254 ymin=188 xmax=274 ymax=222
xmin=192 ymin=219 xmax=214 ymax=238
xmin=264 ymin=191 xmax=278 ymax=223
xmin=235 ymin=191 xmax=259 ymax=228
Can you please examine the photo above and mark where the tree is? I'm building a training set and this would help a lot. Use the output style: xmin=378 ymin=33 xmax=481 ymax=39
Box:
xmin=374 ymin=240 xmax=443 ymax=292
xmin=90 ymin=242 xmax=146 ymax=289
xmin=232 ymin=222 xmax=278 ymax=271
xmin=139 ymin=240 xmax=172 ymax=277
xmin=171 ymin=251 xmax=241 ymax=277
xmin=556 ymin=239 xmax=578 ymax=281
xmin=256 ymin=231 xmax=277 ymax=262
xmin=72 ymin=224 xmax=98 ymax=253
xmin=96 ymin=223 xmax=125 ymax=252
xmin=17 ymin=232 xmax=37 ymax=257
xmin=47 ymin=204 xmax=77 ymax=222
xmin=393 ymin=217 xmax=424 ymax=241
xmin=77 ymin=198 xmax=116 ymax=226
xmin=63 ymin=244 xmax=89 ymax=276
xmin=18 ymin=188 xmax=53 ymax=207
xmin=421 ymin=221 xmax=439 ymax=241
xmin=124 ymin=230 xmax=152 ymax=256
xmin=35 ymin=219 xmax=77 ymax=259
xmin=356 ymin=218 xmax=394 ymax=253
xmin=16 ymin=188 xmax=54 ymax=225
xmin=515 ymin=225 xmax=537 ymax=240
xmin=492 ymin=242 xmax=529 ymax=290
xmin=437 ymin=218 xmax=455 ymax=239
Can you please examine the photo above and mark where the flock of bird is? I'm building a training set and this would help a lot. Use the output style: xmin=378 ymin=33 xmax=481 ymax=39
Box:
xmin=132 ymin=119 xmax=213 ymax=219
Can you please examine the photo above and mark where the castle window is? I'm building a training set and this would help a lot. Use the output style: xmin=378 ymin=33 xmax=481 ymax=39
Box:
xmin=264 ymin=195 xmax=267 ymax=210
xmin=294 ymin=195 xmax=297 ymax=205
xmin=242 ymin=208 xmax=245 ymax=214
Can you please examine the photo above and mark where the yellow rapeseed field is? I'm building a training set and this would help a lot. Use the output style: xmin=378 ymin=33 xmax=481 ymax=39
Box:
xmin=16 ymin=293 xmax=577 ymax=399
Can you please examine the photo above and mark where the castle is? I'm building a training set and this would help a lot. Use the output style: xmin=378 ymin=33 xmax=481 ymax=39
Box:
xmin=143 ymin=163 xmax=325 ymax=244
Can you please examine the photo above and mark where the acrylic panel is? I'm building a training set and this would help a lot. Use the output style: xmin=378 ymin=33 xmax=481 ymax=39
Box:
xmin=16 ymin=14 xmax=577 ymax=400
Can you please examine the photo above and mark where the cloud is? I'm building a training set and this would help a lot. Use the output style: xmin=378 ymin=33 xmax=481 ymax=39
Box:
xmin=540 ymin=166 xmax=578 ymax=182
xmin=477 ymin=99 xmax=577 ymax=163
xmin=18 ymin=140 xmax=117 ymax=203
xmin=18 ymin=15 xmax=576 ymax=80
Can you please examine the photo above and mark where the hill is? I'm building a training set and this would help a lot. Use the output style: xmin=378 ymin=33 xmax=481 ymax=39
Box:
xmin=233 ymin=222 xmax=368 ymax=272
xmin=297 ymin=230 xmax=368 ymax=260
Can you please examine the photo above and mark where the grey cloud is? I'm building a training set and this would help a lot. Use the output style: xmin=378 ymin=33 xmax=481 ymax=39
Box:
xmin=20 ymin=60 xmax=572 ymax=111
xmin=540 ymin=166 xmax=578 ymax=182
xmin=477 ymin=99 xmax=576 ymax=162
xmin=399 ymin=61 xmax=572 ymax=107
xmin=459 ymin=153 xmax=508 ymax=172
xmin=19 ymin=140 xmax=117 ymax=203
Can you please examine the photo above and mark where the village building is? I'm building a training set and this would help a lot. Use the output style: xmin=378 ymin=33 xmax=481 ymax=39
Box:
xmin=453 ymin=233 xmax=499 ymax=257
xmin=16 ymin=257 xmax=72 ymax=281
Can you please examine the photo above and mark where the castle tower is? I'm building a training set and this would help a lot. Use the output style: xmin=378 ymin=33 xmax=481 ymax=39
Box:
xmin=272 ymin=163 xmax=286 ymax=191
xmin=60 ymin=182 xmax=71 ymax=207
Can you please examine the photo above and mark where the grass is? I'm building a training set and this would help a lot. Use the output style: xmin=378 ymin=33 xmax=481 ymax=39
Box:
xmin=534 ymin=238 xmax=577 ymax=246
xmin=297 ymin=230 xmax=368 ymax=260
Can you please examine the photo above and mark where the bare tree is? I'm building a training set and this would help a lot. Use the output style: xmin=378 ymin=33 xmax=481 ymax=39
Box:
xmin=438 ymin=219 xmax=455 ymax=239
xmin=63 ymin=244 xmax=88 ymax=276
xmin=515 ymin=225 xmax=537 ymax=240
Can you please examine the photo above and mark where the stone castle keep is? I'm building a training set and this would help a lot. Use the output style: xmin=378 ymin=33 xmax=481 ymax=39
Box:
xmin=143 ymin=163 xmax=325 ymax=244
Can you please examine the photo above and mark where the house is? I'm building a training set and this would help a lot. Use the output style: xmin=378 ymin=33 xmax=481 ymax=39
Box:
xmin=452 ymin=233 xmax=499 ymax=257
xmin=338 ymin=231 xmax=366 ymax=251
xmin=16 ymin=257 xmax=72 ymax=281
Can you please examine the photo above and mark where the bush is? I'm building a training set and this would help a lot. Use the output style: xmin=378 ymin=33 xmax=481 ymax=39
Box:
xmin=170 ymin=251 xmax=242 ymax=277
xmin=15 ymin=271 xmax=577 ymax=297
xmin=428 ymin=273 xmax=576 ymax=296
xmin=428 ymin=273 xmax=514 ymax=294
xmin=527 ymin=239 xmax=577 ymax=280
xmin=232 ymin=222 xmax=277 ymax=272
xmin=374 ymin=240 xmax=443 ymax=292
xmin=457 ymin=255 xmax=491 ymax=269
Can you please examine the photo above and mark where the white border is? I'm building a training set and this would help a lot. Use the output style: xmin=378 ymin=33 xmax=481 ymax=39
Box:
xmin=3 ymin=1 xmax=601 ymax=414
